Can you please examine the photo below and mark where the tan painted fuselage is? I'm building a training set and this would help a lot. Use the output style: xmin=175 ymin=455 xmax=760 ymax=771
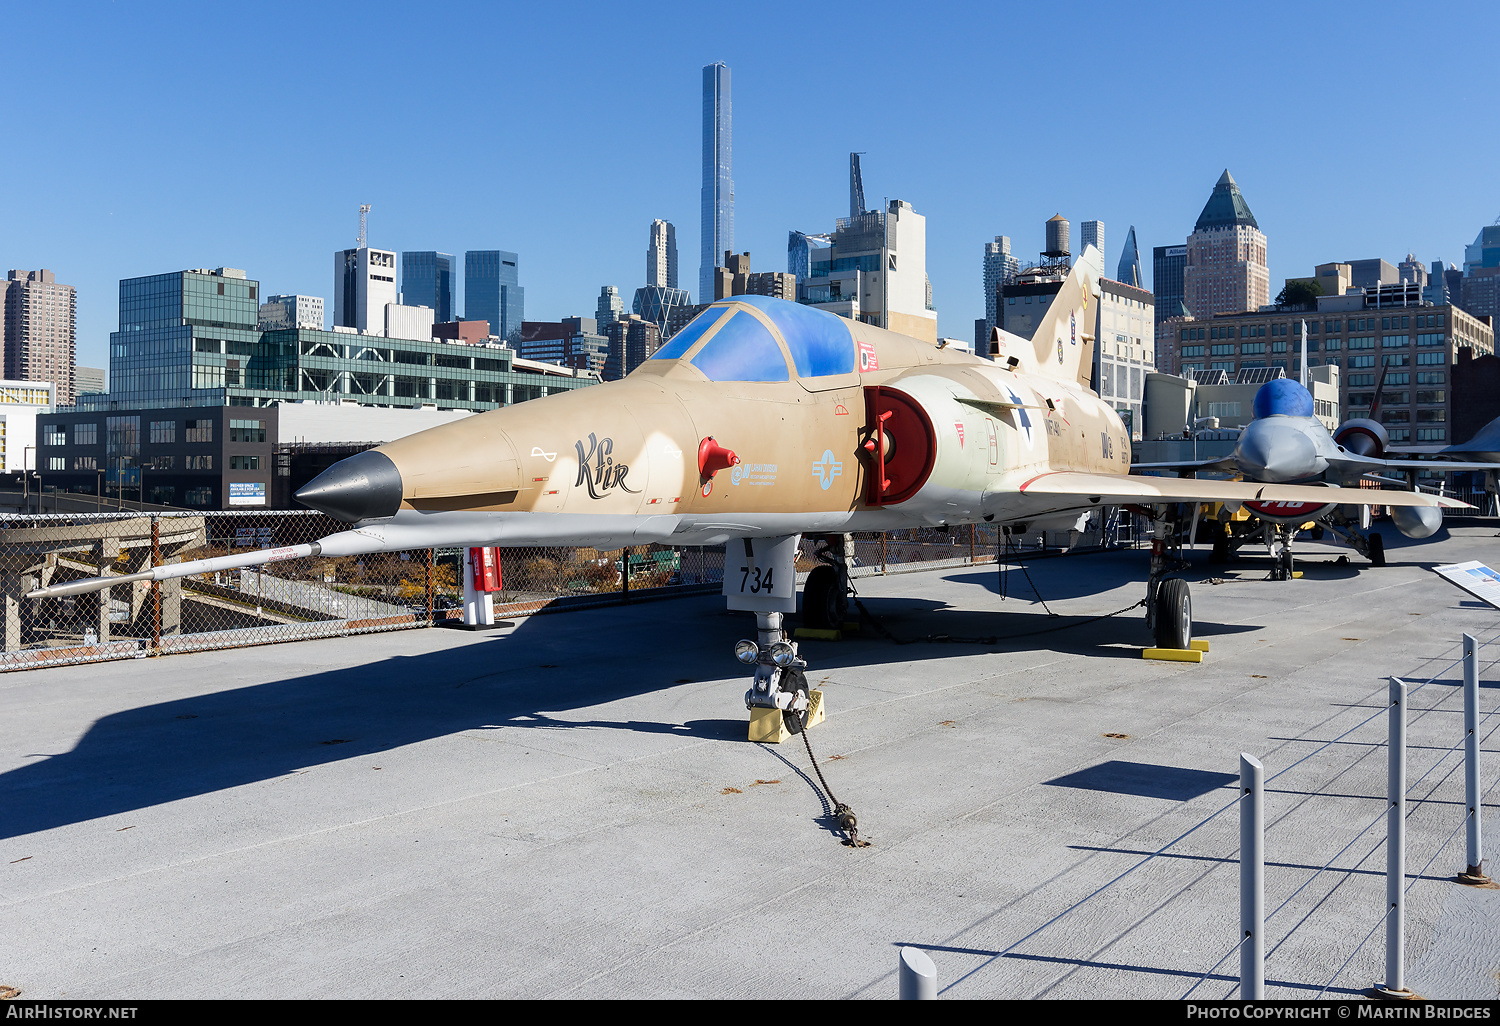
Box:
xmin=367 ymin=306 xmax=1128 ymax=548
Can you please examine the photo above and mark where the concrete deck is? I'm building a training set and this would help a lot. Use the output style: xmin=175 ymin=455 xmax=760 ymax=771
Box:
xmin=2 ymin=525 xmax=1499 ymax=1000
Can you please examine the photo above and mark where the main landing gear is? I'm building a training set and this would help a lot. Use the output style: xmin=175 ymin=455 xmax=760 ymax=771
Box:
xmin=802 ymin=535 xmax=851 ymax=630
xmin=1318 ymin=517 xmax=1386 ymax=567
xmin=1144 ymin=507 xmax=1193 ymax=651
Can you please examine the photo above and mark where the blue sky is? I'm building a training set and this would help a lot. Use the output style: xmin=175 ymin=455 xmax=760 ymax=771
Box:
xmin=3 ymin=1 xmax=1497 ymax=371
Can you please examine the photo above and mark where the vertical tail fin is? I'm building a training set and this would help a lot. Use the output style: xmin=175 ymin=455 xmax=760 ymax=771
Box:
xmin=1031 ymin=246 xmax=1101 ymax=390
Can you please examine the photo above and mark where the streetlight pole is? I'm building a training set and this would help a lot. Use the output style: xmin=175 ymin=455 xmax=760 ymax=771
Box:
xmin=22 ymin=445 xmax=34 ymax=515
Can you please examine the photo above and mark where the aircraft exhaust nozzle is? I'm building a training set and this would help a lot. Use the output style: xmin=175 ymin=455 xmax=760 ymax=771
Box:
xmin=295 ymin=449 xmax=404 ymax=523
xmin=1390 ymin=503 xmax=1442 ymax=540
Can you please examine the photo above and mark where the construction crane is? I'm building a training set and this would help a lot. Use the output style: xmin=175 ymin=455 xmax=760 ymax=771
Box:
xmin=357 ymin=204 xmax=371 ymax=249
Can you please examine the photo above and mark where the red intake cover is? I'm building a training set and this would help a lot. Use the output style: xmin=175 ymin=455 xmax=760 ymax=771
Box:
xmin=698 ymin=436 xmax=739 ymax=478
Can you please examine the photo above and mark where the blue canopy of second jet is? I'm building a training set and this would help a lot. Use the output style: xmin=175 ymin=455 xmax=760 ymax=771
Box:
xmin=1253 ymin=378 xmax=1315 ymax=419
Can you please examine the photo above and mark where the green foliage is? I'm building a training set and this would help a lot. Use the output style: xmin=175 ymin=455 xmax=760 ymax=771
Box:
xmin=1276 ymin=279 xmax=1323 ymax=307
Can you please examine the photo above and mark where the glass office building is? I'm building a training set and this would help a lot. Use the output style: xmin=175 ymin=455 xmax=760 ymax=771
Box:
xmin=107 ymin=269 xmax=262 ymax=409
xmin=465 ymin=250 xmax=523 ymax=342
xmin=700 ymin=62 xmax=733 ymax=304
xmin=401 ymin=252 xmax=454 ymax=323
xmin=1153 ymin=245 xmax=1187 ymax=325
xmin=80 ymin=267 xmax=593 ymax=415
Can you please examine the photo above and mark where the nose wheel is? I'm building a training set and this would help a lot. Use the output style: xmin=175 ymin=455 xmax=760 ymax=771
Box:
xmin=1266 ymin=524 xmax=1296 ymax=581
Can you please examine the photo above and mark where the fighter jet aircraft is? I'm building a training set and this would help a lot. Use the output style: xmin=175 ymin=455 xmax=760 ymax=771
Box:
xmin=31 ymin=249 xmax=1461 ymax=724
xmin=1133 ymin=376 xmax=1490 ymax=577
xmin=1386 ymin=412 xmax=1500 ymax=464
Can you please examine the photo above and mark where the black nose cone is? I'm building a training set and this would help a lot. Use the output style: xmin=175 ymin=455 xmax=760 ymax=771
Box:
xmin=295 ymin=449 xmax=404 ymax=522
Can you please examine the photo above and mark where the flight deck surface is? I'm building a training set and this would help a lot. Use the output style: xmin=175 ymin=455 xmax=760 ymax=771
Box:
xmin=3 ymin=526 xmax=1499 ymax=1000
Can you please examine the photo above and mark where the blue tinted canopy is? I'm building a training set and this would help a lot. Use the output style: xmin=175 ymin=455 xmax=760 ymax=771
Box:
xmin=724 ymin=295 xmax=855 ymax=377
xmin=650 ymin=307 xmax=730 ymax=362
xmin=690 ymin=311 xmax=788 ymax=382
xmin=648 ymin=296 xmax=854 ymax=381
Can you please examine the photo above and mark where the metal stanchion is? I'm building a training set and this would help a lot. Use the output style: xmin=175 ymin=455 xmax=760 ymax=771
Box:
xmin=150 ymin=515 xmax=161 ymax=654
xmin=1460 ymin=634 xmax=1492 ymax=885
xmin=898 ymin=946 xmax=936 ymax=999
xmin=1375 ymin=676 xmax=1417 ymax=999
xmin=1240 ymin=753 xmax=1264 ymax=1000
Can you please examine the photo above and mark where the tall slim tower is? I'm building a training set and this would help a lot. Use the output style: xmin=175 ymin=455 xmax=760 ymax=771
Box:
xmin=1116 ymin=227 xmax=1143 ymax=288
xmin=700 ymin=62 xmax=733 ymax=304
xmin=1182 ymin=170 xmax=1269 ymax=318
xmin=850 ymin=152 xmax=867 ymax=219
xmin=647 ymin=220 xmax=678 ymax=289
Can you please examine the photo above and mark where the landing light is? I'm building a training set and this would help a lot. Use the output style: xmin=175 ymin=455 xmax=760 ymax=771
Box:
xmin=734 ymin=640 xmax=759 ymax=664
xmin=769 ymin=642 xmax=796 ymax=667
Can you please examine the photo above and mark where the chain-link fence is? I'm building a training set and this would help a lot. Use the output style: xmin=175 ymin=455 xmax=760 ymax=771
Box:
xmin=0 ymin=509 xmax=1146 ymax=673
xmin=0 ymin=510 xmax=437 ymax=672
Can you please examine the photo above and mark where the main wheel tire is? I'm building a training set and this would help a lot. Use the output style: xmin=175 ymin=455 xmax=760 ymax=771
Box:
xmin=780 ymin=666 xmax=810 ymax=735
xmin=1210 ymin=529 xmax=1230 ymax=565
xmin=1368 ymin=531 xmax=1386 ymax=567
xmin=1153 ymin=578 xmax=1192 ymax=650
xmin=802 ymin=564 xmax=847 ymax=629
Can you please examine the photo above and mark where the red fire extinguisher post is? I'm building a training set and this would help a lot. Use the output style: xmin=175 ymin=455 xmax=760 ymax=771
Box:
xmin=463 ymin=546 xmax=502 ymax=627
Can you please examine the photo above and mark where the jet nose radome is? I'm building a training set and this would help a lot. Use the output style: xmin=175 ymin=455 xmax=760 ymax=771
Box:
xmin=1236 ymin=419 xmax=1321 ymax=483
xmin=295 ymin=449 xmax=405 ymax=522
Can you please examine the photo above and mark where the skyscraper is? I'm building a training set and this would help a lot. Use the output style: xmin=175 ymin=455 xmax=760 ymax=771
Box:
xmin=1116 ymin=227 xmax=1143 ymax=288
xmin=1 ymin=269 xmax=77 ymax=404
xmin=1182 ymin=170 xmax=1269 ymax=319
xmin=798 ymin=198 xmax=937 ymax=343
xmin=334 ymin=247 xmax=399 ymax=332
xmin=465 ymin=251 xmax=524 ymax=342
xmin=1153 ymin=245 xmax=1187 ymax=321
xmin=788 ymin=231 xmax=831 ymax=284
xmin=647 ymin=220 xmax=678 ymax=290
xmin=596 ymin=285 xmax=625 ymax=334
xmin=1460 ymin=224 xmax=1500 ymax=324
xmin=1081 ymin=221 xmax=1105 ymax=265
xmin=700 ymin=62 xmax=733 ymax=304
xmin=401 ymin=252 xmax=454 ymax=323
xmin=982 ymin=236 xmax=1020 ymax=334
xmin=850 ymin=152 xmax=867 ymax=219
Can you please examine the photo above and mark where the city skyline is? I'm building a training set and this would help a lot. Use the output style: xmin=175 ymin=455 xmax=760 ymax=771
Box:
xmin=2 ymin=2 xmax=1498 ymax=374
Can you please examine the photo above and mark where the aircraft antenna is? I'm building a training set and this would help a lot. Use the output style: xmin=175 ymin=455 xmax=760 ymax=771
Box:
xmin=357 ymin=204 xmax=371 ymax=249
xmin=1300 ymin=320 xmax=1308 ymax=389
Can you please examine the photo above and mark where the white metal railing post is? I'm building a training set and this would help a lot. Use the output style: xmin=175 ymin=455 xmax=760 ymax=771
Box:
xmin=898 ymin=946 xmax=936 ymax=999
xmin=1379 ymin=676 xmax=1413 ymax=998
xmin=1240 ymin=753 xmax=1265 ymax=999
xmin=1461 ymin=634 xmax=1490 ymax=884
